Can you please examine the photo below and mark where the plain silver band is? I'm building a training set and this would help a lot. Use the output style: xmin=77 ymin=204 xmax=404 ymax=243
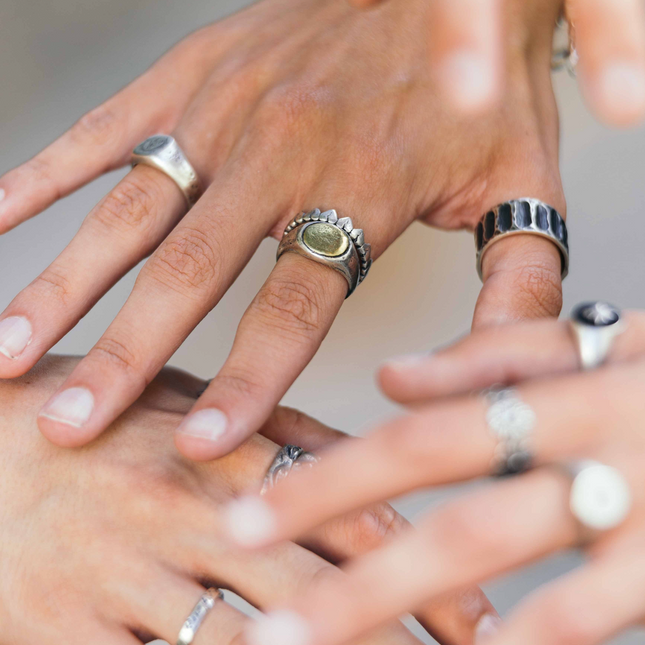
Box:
xmin=177 ymin=588 xmax=223 ymax=645
xmin=131 ymin=135 xmax=203 ymax=208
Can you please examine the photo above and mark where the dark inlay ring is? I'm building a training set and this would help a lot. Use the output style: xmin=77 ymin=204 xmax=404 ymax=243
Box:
xmin=475 ymin=198 xmax=569 ymax=281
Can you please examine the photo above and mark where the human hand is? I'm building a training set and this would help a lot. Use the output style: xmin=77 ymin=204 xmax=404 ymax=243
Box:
xmin=227 ymin=311 xmax=645 ymax=645
xmin=0 ymin=354 xmax=495 ymax=644
xmin=347 ymin=0 xmax=645 ymax=126
xmin=0 ymin=0 xmax=565 ymax=460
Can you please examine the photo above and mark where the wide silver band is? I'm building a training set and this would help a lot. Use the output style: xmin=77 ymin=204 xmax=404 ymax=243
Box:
xmin=475 ymin=199 xmax=569 ymax=281
xmin=485 ymin=388 xmax=536 ymax=476
xmin=131 ymin=135 xmax=203 ymax=208
xmin=276 ymin=209 xmax=372 ymax=297
xmin=560 ymin=460 xmax=632 ymax=544
xmin=177 ymin=588 xmax=223 ymax=645
xmin=262 ymin=444 xmax=319 ymax=495
xmin=569 ymin=301 xmax=623 ymax=371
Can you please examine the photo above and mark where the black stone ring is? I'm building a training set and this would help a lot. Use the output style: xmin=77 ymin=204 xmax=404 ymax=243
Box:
xmin=475 ymin=198 xmax=569 ymax=281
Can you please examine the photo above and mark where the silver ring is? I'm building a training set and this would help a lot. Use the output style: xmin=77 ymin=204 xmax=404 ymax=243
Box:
xmin=560 ymin=460 xmax=632 ymax=544
xmin=485 ymin=388 xmax=536 ymax=476
xmin=261 ymin=444 xmax=319 ymax=495
xmin=569 ymin=301 xmax=623 ymax=370
xmin=551 ymin=15 xmax=578 ymax=77
xmin=276 ymin=209 xmax=372 ymax=297
xmin=475 ymin=199 xmax=569 ymax=281
xmin=177 ymin=588 xmax=223 ymax=645
xmin=131 ymin=135 xmax=203 ymax=208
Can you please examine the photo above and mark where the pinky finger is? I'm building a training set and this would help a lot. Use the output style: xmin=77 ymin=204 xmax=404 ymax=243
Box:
xmin=570 ymin=0 xmax=645 ymax=127
xmin=490 ymin=555 xmax=645 ymax=645
xmin=0 ymin=31 xmax=213 ymax=234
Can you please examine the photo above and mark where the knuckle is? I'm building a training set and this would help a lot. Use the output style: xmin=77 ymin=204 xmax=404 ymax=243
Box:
xmin=31 ymin=266 xmax=75 ymax=306
xmin=23 ymin=157 xmax=60 ymax=200
xmin=91 ymin=336 xmax=144 ymax=382
xmin=512 ymin=263 xmax=563 ymax=319
xmin=147 ymin=227 xmax=221 ymax=293
xmin=94 ymin=177 xmax=160 ymax=234
xmin=251 ymin=278 xmax=323 ymax=336
xmin=212 ymin=369 xmax=263 ymax=400
xmin=344 ymin=504 xmax=406 ymax=552
xmin=70 ymin=104 xmax=122 ymax=147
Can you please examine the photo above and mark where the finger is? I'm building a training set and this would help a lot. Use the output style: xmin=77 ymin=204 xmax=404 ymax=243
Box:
xmin=472 ymin=234 xmax=564 ymax=329
xmin=570 ymin=0 xmax=645 ymax=127
xmin=430 ymin=0 xmax=502 ymax=113
xmin=0 ymin=164 xmax=185 ymax=377
xmin=0 ymin=31 xmax=215 ymax=234
xmin=491 ymin=554 xmax=645 ymax=645
xmin=244 ymin=470 xmax=578 ymax=645
xmin=378 ymin=311 xmax=645 ymax=404
xmin=174 ymin=252 xmax=346 ymax=461
xmin=36 ymin=159 xmax=284 ymax=448
xmin=225 ymin=362 xmax=644 ymax=547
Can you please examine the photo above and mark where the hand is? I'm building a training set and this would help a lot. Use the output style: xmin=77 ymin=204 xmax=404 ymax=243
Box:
xmin=227 ymin=312 xmax=645 ymax=645
xmin=0 ymin=354 xmax=495 ymax=644
xmin=0 ymin=0 xmax=565 ymax=460
xmin=347 ymin=0 xmax=645 ymax=126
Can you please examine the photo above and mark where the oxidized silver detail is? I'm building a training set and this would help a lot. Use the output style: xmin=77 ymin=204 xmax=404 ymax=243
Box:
xmin=131 ymin=134 xmax=203 ymax=208
xmin=552 ymin=15 xmax=578 ymax=77
xmin=569 ymin=301 xmax=623 ymax=370
xmin=177 ymin=588 xmax=223 ymax=645
xmin=485 ymin=388 xmax=536 ymax=476
xmin=560 ymin=460 xmax=632 ymax=544
xmin=262 ymin=444 xmax=319 ymax=495
xmin=475 ymin=198 xmax=569 ymax=281
xmin=277 ymin=209 xmax=372 ymax=297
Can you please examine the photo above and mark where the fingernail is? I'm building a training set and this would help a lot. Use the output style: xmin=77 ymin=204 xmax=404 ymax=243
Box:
xmin=599 ymin=63 xmax=645 ymax=115
xmin=475 ymin=613 xmax=502 ymax=644
xmin=0 ymin=188 xmax=6 ymax=202
xmin=39 ymin=387 xmax=94 ymax=428
xmin=440 ymin=51 xmax=496 ymax=111
xmin=246 ymin=610 xmax=312 ymax=645
xmin=147 ymin=641 xmax=170 ymax=645
xmin=0 ymin=316 xmax=32 ymax=359
xmin=176 ymin=408 xmax=228 ymax=441
xmin=225 ymin=496 xmax=277 ymax=548
xmin=382 ymin=352 xmax=431 ymax=371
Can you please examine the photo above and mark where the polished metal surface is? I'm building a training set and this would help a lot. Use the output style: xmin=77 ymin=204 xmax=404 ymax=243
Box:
xmin=485 ymin=388 xmax=536 ymax=476
xmin=277 ymin=209 xmax=372 ymax=297
xmin=569 ymin=301 xmax=623 ymax=370
xmin=131 ymin=134 xmax=203 ymax=207
xmin=560 ymin=460 xmax=632 ymax=543
xmin=177 ymin=588 xmax=223 ymax=645
xmin=262 ymin=444 xmax=319 ymax=495
xmin=475 ymin=198 xmax=569 ymax=281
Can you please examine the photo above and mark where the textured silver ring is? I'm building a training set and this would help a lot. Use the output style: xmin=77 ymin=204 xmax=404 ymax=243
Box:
xmin=261 ymin=444 xmax=319 ymax=495
xmin=551 ymin=15 xmax=578 ymax=77
xmin=177 ymin=588 xmax=223 ymax=645
xmin=569 ymin=301 xmax=623 ymax=371
xmin=485 ymin=388 xmax=536 ymax=476
xmin=276 ymin=209 xmax=372 ymax=297
xmin=475 ymin=198 xmax=569 ymax=281
xmin=560 ymin=460 xmax=632 ymax=544
xmin=131 ymin=134 xmax=203 ymax=208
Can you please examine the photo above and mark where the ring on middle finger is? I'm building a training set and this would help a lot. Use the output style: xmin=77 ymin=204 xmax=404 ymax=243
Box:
xmin=261 ymin=444 xmax=319 ymax=495
xmin=569 ymin=301 xmax=624 ymax=370
xmin=485 ymin=387 xmax=536 ymax=477
xmin=276 ymin=209 xmax=372 ymax=297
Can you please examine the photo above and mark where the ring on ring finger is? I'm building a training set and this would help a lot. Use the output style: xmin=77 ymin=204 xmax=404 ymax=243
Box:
xmin=569 ymin=301 xmax=624 ymax=370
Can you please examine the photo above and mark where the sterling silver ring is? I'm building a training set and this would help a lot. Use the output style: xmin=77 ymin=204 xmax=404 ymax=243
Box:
xmin=485 ymin=387 xmax=536 ymax=476
xmin=560 ymin=460 xmax=632 ymax=544
xmin=261 ymin=444 xmax=319 ymax=495
xmin=277 ymin=209 xmax=372 ymax=297
xmin=131 ymin=134 xmax=203 ymax=208
xmin=569 ymin=301 xmax=623 ymax=370
xmin=177 ymin=588 xmax=223 ymax=645
xmin=475 ymin=199 xmax=569 ymax=281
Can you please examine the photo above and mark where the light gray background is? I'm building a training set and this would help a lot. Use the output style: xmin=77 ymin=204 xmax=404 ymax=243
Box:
xmin=0 ymin=1 xmax=643 ymax=643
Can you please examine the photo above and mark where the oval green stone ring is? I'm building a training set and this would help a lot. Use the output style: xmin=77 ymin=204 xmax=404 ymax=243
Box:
xmin=276 ymin=209 xmax=372 ymax=297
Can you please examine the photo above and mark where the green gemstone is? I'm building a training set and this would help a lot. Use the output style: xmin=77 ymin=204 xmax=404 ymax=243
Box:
xmin=302 ymin=223 xmax=349 ymax=257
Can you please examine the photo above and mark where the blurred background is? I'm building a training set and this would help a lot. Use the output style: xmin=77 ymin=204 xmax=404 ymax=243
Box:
xmin=1 ymin=0 xmax=643 ymax=642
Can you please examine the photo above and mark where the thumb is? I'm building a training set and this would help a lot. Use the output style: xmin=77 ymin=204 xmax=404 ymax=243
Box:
xmin=472 ymin=233 xmax=564 ymax=329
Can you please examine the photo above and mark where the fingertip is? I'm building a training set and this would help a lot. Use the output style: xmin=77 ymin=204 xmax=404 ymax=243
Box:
xmin=37 ymin=386 xmax=97 ymax=448
xmin=37 ymin=414 xmax=95 ymax=448
xmin=224 ymin=495 xmax=278 ymax=549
